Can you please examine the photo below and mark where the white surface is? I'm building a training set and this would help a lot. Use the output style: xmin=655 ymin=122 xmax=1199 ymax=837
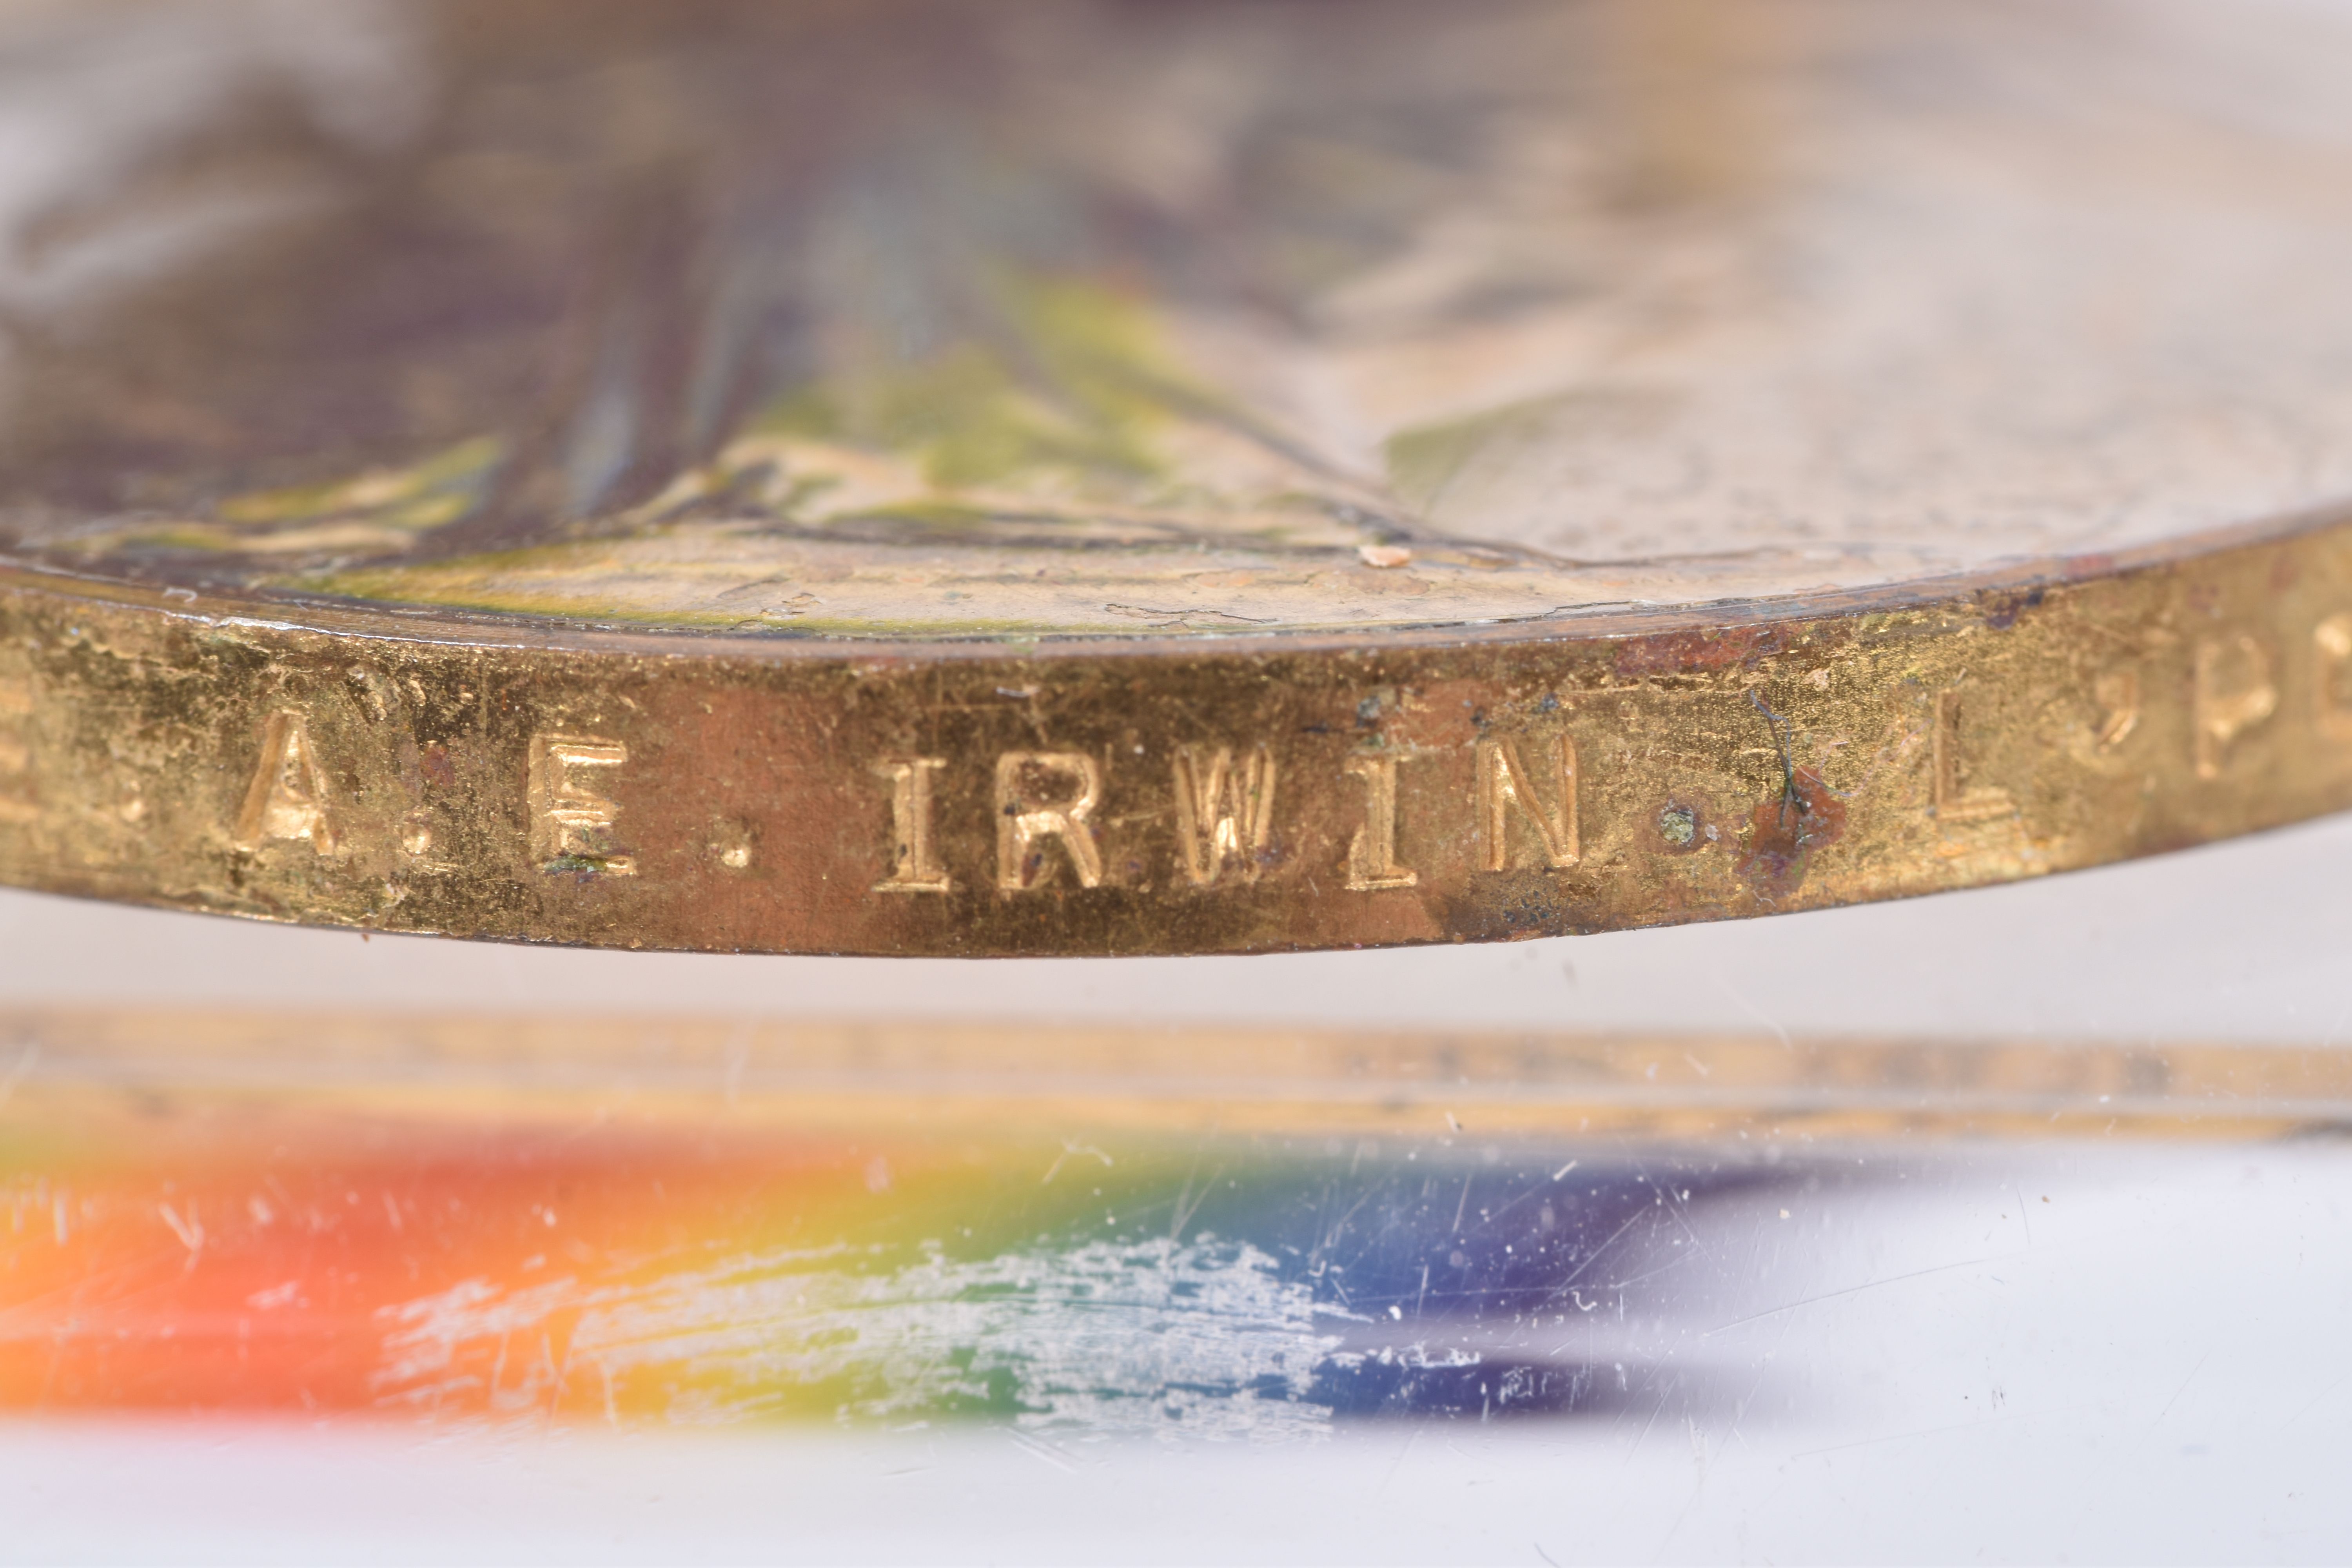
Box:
xmin=8 ymin=794 xmax=2352 ymax=1564
xmin=10 ymin=1139 xmax=2351 ymax=1565
xmin=0 ymin=811 xmax=2347 ymax=1044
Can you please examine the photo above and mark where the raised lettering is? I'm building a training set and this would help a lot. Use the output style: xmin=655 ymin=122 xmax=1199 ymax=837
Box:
xmin=2093 ymin=669 xmax=2141 ymax=751
xmin=2193 ymin=635 xmax=2277 ymax=779
xmin=528 ymin=733 xmax=634 ymax=875
xmin=0 ymin=677 xmax=31 ymax=824
xmin=1172 ymin=745 xmax=1276 ymax=887
xmin=1933 ymin=688 xmax=2015 ymax=822
xmin=1343 ymin=750 xmax=1421 ymax=890
xmin=399 ymin=810 xmax=435 ymax=858
xmin=234 ymin=710 xmax=338 ymax=853
xmin=873 ymin=757 xmax=952 ymax=893
xmin=1475 ymin=735 xmax=1579 ymax=871
xmin=2316 ymin=615 xmax=2352 ymax=740
xmin=996 ymin=751 xmax=1103 ymax=891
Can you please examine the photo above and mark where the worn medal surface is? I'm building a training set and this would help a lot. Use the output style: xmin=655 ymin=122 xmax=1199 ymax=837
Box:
xmin=2 ymin=0 xmax=2351 ymax=955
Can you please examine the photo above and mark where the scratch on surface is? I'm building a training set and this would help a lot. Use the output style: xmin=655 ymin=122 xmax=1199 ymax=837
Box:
xmin=1008 ymin=1428 xmax=1081 ymax=1473
xmin=1788 ymin=1403 xmax=2071 ymax=1461
xmin=157 ymin=1202 xmax=203 ymax=1256
xmin=1601 ymin=1245 xmax=1704 ymax=1294
xmin=1643 ymin=1174 xmax=1707 ymax=1253
xmin=1544 ymin=1203 xmax=1651 ymax=1305
xmin=2284 ymin=1364 xmax=2352 ymax=1428
xmin=370 ymin=1234 xmax=1339 ymax=1437
xmin=1041 ymin=1141 xmax=1114 ymax=1185
xmin=1699 ymin=1255 xmax=2011 ymax=1338
xmin=1167 ymin=1157 xmax=1224 ymax=1245
xmin=1708 ymin=974 xmax=1793 ymax=1051
xmin=2149 ymin=1348 xmax=2212 ymax=1431
xmin=1380 ymin=1424 xmax=1422 ymax=1489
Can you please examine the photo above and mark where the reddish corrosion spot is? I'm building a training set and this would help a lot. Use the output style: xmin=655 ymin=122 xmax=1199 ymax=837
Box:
xmin=1979 ymin=586 xmax=2046 ymax=631
xmin=1737 ymin=766 xmax=1846 ymax=896
xmin=1613 ymin=625 xmax=1784 ymax=679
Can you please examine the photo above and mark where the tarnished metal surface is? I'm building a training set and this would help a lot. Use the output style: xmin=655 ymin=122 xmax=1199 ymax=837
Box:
xmin=2 ymin=0 xmax=2352 ymax=951
xmin=0 ymin=514 xmax=2345 ymax=954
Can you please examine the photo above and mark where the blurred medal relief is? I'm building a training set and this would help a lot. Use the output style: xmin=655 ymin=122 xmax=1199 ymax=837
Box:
xmin=6 ymin=8 xmax=2352 ymax=1556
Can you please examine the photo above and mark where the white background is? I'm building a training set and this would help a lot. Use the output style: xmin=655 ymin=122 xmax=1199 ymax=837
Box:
xmin=7 ymin=820 xmax=2352 ymax=1562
